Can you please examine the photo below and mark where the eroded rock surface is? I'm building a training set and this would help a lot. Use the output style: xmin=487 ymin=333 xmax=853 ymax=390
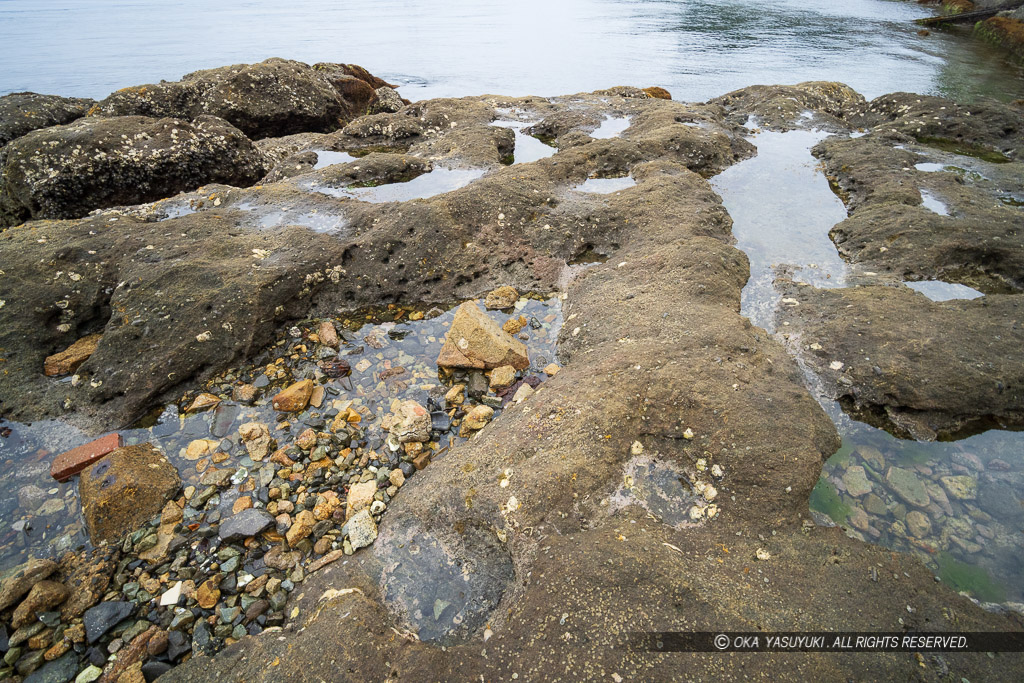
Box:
xmin=777 ymin=282 xmax=1024 ymax=439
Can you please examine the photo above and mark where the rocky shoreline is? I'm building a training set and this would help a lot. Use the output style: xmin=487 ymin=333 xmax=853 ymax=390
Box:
xmin=1 ymin=60 xmax=1023 ymax=681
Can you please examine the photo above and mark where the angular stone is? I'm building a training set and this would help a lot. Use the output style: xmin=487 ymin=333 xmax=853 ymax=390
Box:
xmin=445 ymin=384 xmax=466 ymax=406
xmin=272 ymin=379 xmax=314 ymax=412
xmin=43 ymin=334 xmax=101 ymax=376
xmin=12 ymin=581 xmax=69 ymax=629
xmin=842 ymin=466 xmax=873 ymax=497
xmin=84 ymin=601 xmax=134 ymax=644
xmin=437 ymin=302 xmax=529 ymax=371
xmin=345 ymin=509 xmax=378 ymax=550
xmin=185 ymin=393 xmax=221 ymax=413
xmin=503 ymin=315 xmax=528 ymax=335
xmin=285 ymin=510 xmax=316 ymax=546
xmin=317 ymin=322 xmax=340 ymax=349
xmin=79 ymin=444 xmax=180 ymax=545
xmin=22 ymin=651 xmax=77 ymax=683
xmin=238 ymin=422 xmax=274 ymax=461
xmin=390 ymin=400 xmax=430 ymax=443
xmin=346 ymin=480 xmax=377 ymax=520
xmin=196 ymin=578 xmax=220 ymax=610
xmin=512 ymin=383 xmax=535 ymax=403
xmin=906 ymin=510 xmax=932 ymax=538
xmin=218 ymin=509 xmax=274 ymax=542
xmin=232 ymin=384 xmax=258 ymax=404
xmin=50 ymin=433 xmax=123 ymax=482
xmin=484 ymin=286 xmax=519 ymax=310
xmin=885 ymin=467 xmax=930 ymax=509
xmin=940 ymin=475 xmax=978 ymax=500
xmin=462 ymin=405 xmax=494 ymax=432
xmin=489 ymin=365 xmax=517 ymax=391
xmin=543 ymin=363 xmax=560 ymax=376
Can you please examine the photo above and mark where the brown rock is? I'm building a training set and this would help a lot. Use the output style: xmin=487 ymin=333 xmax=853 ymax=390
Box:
xmin=310 ymin=385 xmax=326 ymax=408
xmin=43 ymin=638 xmax=71 ymax=661
xmin=345 ymin=480 xmax=378 ymax=520
xmin=502 ymin=315 xmax=528 ymax=335
xmin=43 ymin=333 xmax=101 ymax=376
xmin=489 ymin=365 xmax=516 ymax=391
xmin=0 ymin=559 xmax=58 ymax=611
xmin=185 ymin=392 xmax=221 ymax=413
xmin=643 ymin=86 xmax=672 ymax=100
xmin=543 ymin=363 xmax=560 ymax=376
xmin=232 ymin=383 xmax=258 ymax=403
xmin=102 ymin=625 xmax=157 ymax=683
xmin=12 ymin=580 xmax=69 ymax=628
xmin=146 ymin=630 xmax=168 ymax=656
xmin=197 ymin=577 xmax=221 ymax=609
xmin=239 ymin=422 xmax=274 ymax=461
xmin=263 ymin=547 xmax=301 ymax=571
xmin=412 ymin=451 xmax=431 ymax=470
xmin=462 ymin=405 xmax=494 ymax=432
xmin=160 ymin=500 xmax=184 ymax=526
xmin=57 ymin=549 xmax=116 ymax=620
xmin=50 ymin=433 xmax=123 ymax=482
xmin=232 ymin=496 xmax=253 ymax=514
xmin=314 ymin=537 xmax=332 ymax=555
xmin=79 ymin=443 xmax=181 ymax=545
xmin=286 ymin=510 xmax=316 ymax=545
xmin=318 ymin=321 xmax=340 ymax=349
xmin=272 ymin=379 xmax=314 ymax=412
xmin=390 ymin=400 xmax=430 ymax=443
xmin=437 ymin=301 xmax=529 ymax=370
xmin=445 ymin=384 xmax=466 ymax=406
xmin=484 ymin=286 xmax=519 ymax=309
xmin=296 ymin=428 xmax=318 ymax=450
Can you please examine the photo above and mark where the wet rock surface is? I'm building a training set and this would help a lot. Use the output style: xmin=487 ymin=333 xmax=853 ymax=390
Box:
xmin=777 ymin=283 xmax=1024 ymax=439
xmin=813 ymin=92 xmax=1024 ymax=292
xmin=0 ymin=70 xmax=1021 ymax=682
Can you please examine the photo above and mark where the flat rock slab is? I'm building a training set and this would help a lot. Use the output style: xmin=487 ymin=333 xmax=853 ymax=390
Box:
xmin=0 ymin=558 xmax=58 ymax=611
xmin=437 ymin=301 xmax=529 ymax=370
xmin=778 ymin=283 xmax=1024 ymax=439
xmin=50 ymin=432 xmax=122 ymax=482
xmin=84 ymin=601 xmax=134 ymax=644
xmin=218 ymin=508 xmax=274 ymax=542
xmin=43 ymin=333 xmax=102 ymax=376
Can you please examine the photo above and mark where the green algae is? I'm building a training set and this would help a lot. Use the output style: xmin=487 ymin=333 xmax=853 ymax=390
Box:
xmin=810 ymin=478 xmax=851 ymax=523
xmin=936 ymin=552 xmax=1006 ymax=602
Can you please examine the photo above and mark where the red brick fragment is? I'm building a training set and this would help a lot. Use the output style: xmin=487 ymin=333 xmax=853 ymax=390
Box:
xmin=50 ymin=433 xmax=122 ymax=482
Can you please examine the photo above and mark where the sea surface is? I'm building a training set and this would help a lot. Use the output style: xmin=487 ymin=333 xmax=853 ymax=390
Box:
xmin=1 ymin=0 xmax=1022 ymax=103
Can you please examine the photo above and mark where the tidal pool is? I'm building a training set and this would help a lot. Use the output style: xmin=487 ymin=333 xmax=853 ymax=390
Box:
xmin=312 ymin=167 xmax=485 ymax=203
xmin=714 ymin=125 xmax=1024 ymax=605
xmin=0 ymin=296 xmax=563 ymax=576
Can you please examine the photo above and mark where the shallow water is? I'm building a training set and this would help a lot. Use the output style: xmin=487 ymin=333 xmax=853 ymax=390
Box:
xmin=714 ymin=127 xmax=1024 ymax=604
xmin=313 ymin=150 xmax=357 ymax=169
xmin=2 ymin=1 xmax=1022 ymax=105
xmin=574 ymin=176 xmax=637 ymax=194
xmin=491 ymin=121 xmax=557 ymax=165
xmin=590 ymin=116 xmax=631 ymax=140
xmin=0 ymin=297 xmax=562 ymax=575
xmin=311 ymin=167 xmax=485 ymax=203
xmin=711 ymin=129 xmax=848 ymax=331
xmin=920 ymin=189 xmax=950 ymax=216
xmin=906 ymin=280 xmax=984 ymax=302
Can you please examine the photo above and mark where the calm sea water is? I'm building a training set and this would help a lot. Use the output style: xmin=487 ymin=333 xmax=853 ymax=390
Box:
xmin=1 ymin=0 xmax=1022 ymax=103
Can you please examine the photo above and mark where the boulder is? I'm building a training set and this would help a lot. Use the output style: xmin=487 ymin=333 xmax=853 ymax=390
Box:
xmin=0 ymin=92 xmax=95 ymax=146
xmin=78 ymin=444 xmax=181 ymax=545
xmin=97 ymin=58 xmax=391 ymax=139
xmin=437 ymin=302 xmax=529 ymax=371
xmin=43 ymin=334 xmax=101 ymax=376
xmin=0 ymin=115 xmax=268 ymax=227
